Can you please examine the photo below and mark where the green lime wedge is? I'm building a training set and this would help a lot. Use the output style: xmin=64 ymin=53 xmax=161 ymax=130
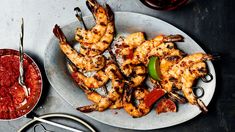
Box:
xmin=148 ymin=56 xmax=161 ymax=81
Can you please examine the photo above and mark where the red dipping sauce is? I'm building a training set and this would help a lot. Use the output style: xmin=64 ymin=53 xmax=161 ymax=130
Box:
xmin=0 ymin=49 xmax=42 ymax=120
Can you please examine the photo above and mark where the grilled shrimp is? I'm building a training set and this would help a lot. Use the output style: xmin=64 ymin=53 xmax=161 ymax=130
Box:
xmin=160 ymin=50 xmax=185 ymax=77
xmin=75 ymin=0 xmax=108 ymax=44
xmin=180 ymin=62 xmax=207 ymax=102
xmin=77 ymin=89 xmax=112 ymax=112
xmin=120 ymin=59 xmax=146 ymax=88
xmin=71 ymin=70 xmax=109 ymax=89
xmin=109 ymin=97 xmax=123 ymax=109
xmin=161 ymin=53 xmax=212 ymax=92
xmin=76 ymin=61 xmax=125 ymax=112
xmin=160 ymin=53 xmax=212 ymax=112
xmin=124 ymin=32 xmax=146 ymax=48
xmin=158 ymin=44 xmax=185 ymax=91
xmin=134 ymin=35 xmax=183 ymax=65
xmin=139 ymin=42 xmax=184 ymax=65
xmin=80 ymin=5 xmax=114 ymax=56
xmin=133 ymin=37 xmax=162 ymax=64
xmin=53 ymin=24 xmax=106 ymax=72
xmin=148 ymin=42 xmax=184 ymax=59
xmin=119 ymin=32 xmax=146 ymax=57
xmin=123 ymin=87 xmax=151 ymax=118
xmin=128 ymin=64 xmax=147 ymax=87
xmin=115 ymin=33 xmax=147 ymax=88
xmin=169 ymin=53 xmax=213 ymax=79
xmin=179 ymin=62 xmax=209 ymax=112
xmin=77 ymin=79 xmax=125 ymax=112
xmin=104 ymin=60 xmax=123 ymax=80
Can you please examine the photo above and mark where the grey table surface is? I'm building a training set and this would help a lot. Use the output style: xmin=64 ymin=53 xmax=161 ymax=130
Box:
xmin=0 ymin=0 xmax=234 ymax=132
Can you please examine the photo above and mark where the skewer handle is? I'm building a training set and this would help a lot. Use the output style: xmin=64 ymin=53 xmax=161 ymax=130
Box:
xmin=33 ymin=117 xmax=83 ymax=132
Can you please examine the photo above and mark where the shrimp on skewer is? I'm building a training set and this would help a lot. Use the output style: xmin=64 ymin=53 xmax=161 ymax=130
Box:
xmin=123 ymin=87 xmax=151 ymax=118
xmin=148 ymin=42 xmax=185 ymax=60
xmin=117 ymin=32 xmax=146 ymax=57
xmin=115 ymin=33 xmax=147 ymax=88
xmin=161 ymin=53 xmax=213 ymax=112
xmin=124 ymin=32 xmax=146 ymax=48
xmin=157 ymin=44 xmax=185 ymax=92
xmin=77 ymin=79 xmax=124 ymax=112
xmin=104 ymin=60 xmax=123 ymax=80
xmin=71 ymin=70 xmax=109 ymax=89
xmin=75 ymin=0 xmax=109 ymax=44
xmin=69 ymin=60 xmax=122 ymax=89
xmin=53 ymin=24 xmax=106 ymax=72
xmin=180 ymin=62 xmax=209 ymax=112
xmin=80 ymin=4 xmax=115 ymax=56
xmin=134 ymin=35 xmax=184 ymax=65
xmin=160 ymin=50 xmax=185 ymax=77
xmin=120 ymin=60 xmax=147 ymax=88
xmin=77 ymin=88 xmax=112 ymax=112
xmin=109 ymin=97 xmax=123 ymax=109
xmin=66 ymin=62 xmax=108 ymax=89
xmin=128 ymin=65 xmax=146 ymax=87
xmin=169 ymin=53 xmax=213 ymax=79
xmin=75 ymin=61 xmax=125 ymax=112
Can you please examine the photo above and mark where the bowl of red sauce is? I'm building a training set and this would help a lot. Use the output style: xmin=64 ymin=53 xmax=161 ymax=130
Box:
xmin=0 ymin=49 xmax=42 ymax=120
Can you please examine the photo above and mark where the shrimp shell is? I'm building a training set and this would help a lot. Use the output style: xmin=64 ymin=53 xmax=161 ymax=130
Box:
xmin=75 ymin=0 xmax=108 ymax=44
xmin=123 ymin=88 xmax=151 ymax=118
xmin=53 ymin=24 xmax=106 ymax=72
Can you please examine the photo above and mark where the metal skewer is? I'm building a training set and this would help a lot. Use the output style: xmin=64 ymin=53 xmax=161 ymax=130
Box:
xmin=74 ymin=7 xmax=87 ymax=29
xmin=18 ymin=18 xmax=29 ymax=97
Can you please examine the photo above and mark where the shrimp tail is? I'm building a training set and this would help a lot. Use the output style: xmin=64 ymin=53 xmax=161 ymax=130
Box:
xmin=204 ymin=54 xmax=213 ymax=61
xmin=67 ymin=63 xmax=94 ymax=92
xmin=67 ymin=63 xmax=84 ymax=86
xmin=163 ymin=34 xmax=184 ymax=42
xmin=67 ymin=62 xmax=77 ymax=73
xmin=196 ymin=99 xmax=208 ymax=113
xmin=77 ymin=104 xmax=97 ymax=113
xmin=105 ymin=4 xmax=114 ymax=21
xmin=86 ymin=0 xmax=98 ymax=13
xmin=53 ymin=24 xmax=66 ymax=43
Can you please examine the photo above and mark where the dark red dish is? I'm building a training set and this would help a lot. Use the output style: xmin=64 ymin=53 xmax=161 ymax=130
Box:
xmin=0 ymin=49 xmax=42 ymax=120
xmin=140 ymin=0 xmax=188 ymax=10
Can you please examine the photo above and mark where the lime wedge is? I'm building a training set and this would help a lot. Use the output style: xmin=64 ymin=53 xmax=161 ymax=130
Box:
xmin=148 ymin=56 xmax=161 ymax=81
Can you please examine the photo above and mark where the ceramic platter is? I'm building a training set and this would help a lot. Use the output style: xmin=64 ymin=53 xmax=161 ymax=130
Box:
xmin=44 ymin=12 xmax=216 ymax=130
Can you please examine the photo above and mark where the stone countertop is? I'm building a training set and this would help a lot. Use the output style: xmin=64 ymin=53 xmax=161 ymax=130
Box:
xmin=0 ymin=0 xmax=234 ymax=131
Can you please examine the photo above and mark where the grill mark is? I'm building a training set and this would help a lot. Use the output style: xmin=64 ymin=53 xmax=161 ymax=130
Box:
xmin=102 ymin=40 xmax=109 ymax=44
xmin=110 ymin=69 xmax=120 ymax=78
xmin=188 ymin=60 xmax=193 ymax=64
xmin=180 ymin=62 xmax=187 ymax=67
xmin=77 ymin=34 xmax=83 ymax=39
xmin=166 ymin=44 xmax=174 ymax=49
xmin=169 ymin=77 xmax=177 ymax=82
xmin=93 ymin=29 xmax=99 ymax=34
xmin=100 ymin=22 xmax=107 ymax=26
xmin=85 ymin=47 xmax=102 ymax=53
xmin=122 ymin=64 xmax=134 ymax=70
xmin=109 ymin=30 xmax=114 ymax=34
xmin=136 ymin=73 xmax=146 ymax=76
xmin=166 ymin=55 xmax=181 ymax=61
xmin=94 ymin=75 xmax=102 ymax=81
